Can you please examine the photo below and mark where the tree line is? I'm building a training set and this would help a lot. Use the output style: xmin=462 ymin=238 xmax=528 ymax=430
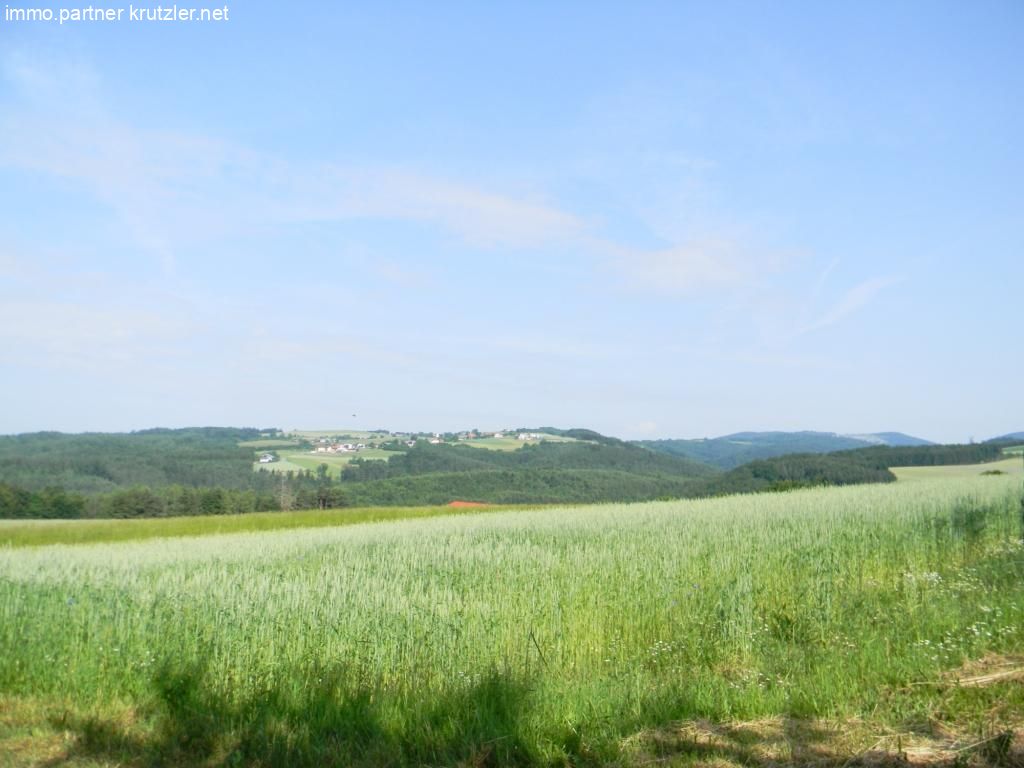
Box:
xmin=0 ymin=470 xmax=342 ymax=519
xmin=0 ymin=428 xmax=268 ymax=494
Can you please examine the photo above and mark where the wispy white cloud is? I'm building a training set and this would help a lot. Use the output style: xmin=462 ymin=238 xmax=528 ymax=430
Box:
xmin=235 ymin=329 xmax=421 ymax=370
xmin=2 ymin=50 xmax=101 ymax=110
xmin=811 ymin=256 xmax=840 ymax=298
xmin=368 ymin=258 xmax=434 ymax=288
xmin=474 ymin=334 xmax=615 ymax=361
xmin=801 ymin=275 xmax=902 ymax=334
xmin=0 ymin=251 xmax=28 ymax=279
xmin=0 ymin=51 xmax=771 ymax=301
xmin=1 ymin=52 xmax=585 ymax=261
xmin=604 ymin=238 xmax=782 ymax=297
xmin=1 ymin=46 xmax=823 ymax=360
xmin=308 ymin=169 xmax=586 ymax=249
xmin=0 ymin=300 xmax=198 ymax=368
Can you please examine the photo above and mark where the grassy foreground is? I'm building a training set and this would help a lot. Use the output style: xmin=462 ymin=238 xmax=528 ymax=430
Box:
xmin=1 ymin=477 xmax=1023 ymax=766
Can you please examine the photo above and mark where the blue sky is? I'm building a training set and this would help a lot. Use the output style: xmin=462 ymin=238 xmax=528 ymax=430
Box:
xmin=1 ymin=2 xmax=1021 ymax=441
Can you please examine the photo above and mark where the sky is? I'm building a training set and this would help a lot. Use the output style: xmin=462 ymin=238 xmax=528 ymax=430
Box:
xmin=0 ymin=2 xmax=1021 ymax=442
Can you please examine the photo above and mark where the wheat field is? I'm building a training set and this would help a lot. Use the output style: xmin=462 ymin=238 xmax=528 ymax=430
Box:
xmin=1 ymin=476 xmax=1022 ymax=765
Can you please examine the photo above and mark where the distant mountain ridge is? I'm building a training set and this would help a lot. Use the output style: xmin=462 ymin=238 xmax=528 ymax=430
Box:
xmin=637 ymin=430 xmax=934 ymax=470
xmin=842 ymin=432 xmax=934 ymax=447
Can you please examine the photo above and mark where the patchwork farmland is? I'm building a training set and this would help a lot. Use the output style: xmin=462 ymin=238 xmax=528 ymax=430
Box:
xmin=250 ymin=430 xmax=580 ymax=479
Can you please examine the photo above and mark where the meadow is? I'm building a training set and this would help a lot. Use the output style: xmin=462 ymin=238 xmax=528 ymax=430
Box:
xmin=289 ymin=430 xmax=392 ymax=441
xmin=252 ymin=448 xmax=395 ymax=478
xmin=0 ymin=504 xmax=514 ymax=548
xmin=891 ymin=457 xmax=1023 ymax=481
xmin=462 ymin=435 xmax=579 ymax=451
xmin=236 ymin=439 xmax=302 ymax=450
xmin=1 ymin=476 xmax=1022 ymax=766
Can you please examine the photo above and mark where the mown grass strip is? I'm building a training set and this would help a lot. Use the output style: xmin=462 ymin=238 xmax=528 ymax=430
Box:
xmin=0 ymin=503 xmax=522 ymax=548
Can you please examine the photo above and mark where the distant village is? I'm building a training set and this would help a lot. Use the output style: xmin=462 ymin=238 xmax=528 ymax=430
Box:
xmin=257 ymin=430 xmax=549 ymax=463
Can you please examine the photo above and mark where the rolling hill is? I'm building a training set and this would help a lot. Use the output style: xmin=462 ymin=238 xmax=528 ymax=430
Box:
xmin=334 ymin=437 xmax=718 ymax=505
xmin=638 ymin=430 xmax=933 ymax=469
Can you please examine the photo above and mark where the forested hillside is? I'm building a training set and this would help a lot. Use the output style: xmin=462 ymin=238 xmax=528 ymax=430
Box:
xmin=689 ymin=453 xmax=896 ymax=496
xmin=342 ymin=469 xmax=698 ymax=506
xmin=0 ymin=428 xmax=266 ymax=493
xmin=848 ymin=442 xmax=1007 ymax=467
xmin=682 ymin=441 xmax=1010 ymax=498
xmin=638 ymin=431 xmax=932 ymax=469
xmin=988 ymin=432 xmax=1024 ymax=443
xmin=341 ymin=440 xmax=716 ymax=482
xmin=334 ymin=440 xmax=715 ymax=505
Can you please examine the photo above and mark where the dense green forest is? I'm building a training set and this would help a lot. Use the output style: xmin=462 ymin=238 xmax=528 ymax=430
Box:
xmin=0 ymin=484 xmax=87 ymax=519
xmin=842 ymin=442 xmax=1008 ymax=467
xmin=341 ymin=440 xmax=715 ymax=482
xmin=0 ymin=428 xmax=1015 ymax=518
xmin=0 ymin=460 xmax=357 ymax=518
xmin=342 ymin=469 xmax=698 ymax=506
xmin=0 ymin=428 xmax=267 ymax=493
xmin=689 ymin=452 xmax=896 ymax=496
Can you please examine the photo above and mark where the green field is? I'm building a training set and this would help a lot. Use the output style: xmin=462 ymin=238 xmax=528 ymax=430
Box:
xmin=0 ymin=504 xmax=519 ymax=548
xmin=289 ymin=430 xmax=392 ymax=441
xmin=251 ymin=455 xmax=307 ymax=474
xmin=463 ymin=434 xmax=579 ymax=451
xmin=891 ymin=456 xmax=1023 ymax=481
xmin=248 ymin=429 xmax=398 ymax=479
xmin=253 ymin=448 xmax=397 ymax=478
xmin=463 ymin=436 xmax=540 ymax=450
xmin=237 ymin=439 xmax=302 ymax=449
xmin=1 ymin=476 xmax=1022 ymax=766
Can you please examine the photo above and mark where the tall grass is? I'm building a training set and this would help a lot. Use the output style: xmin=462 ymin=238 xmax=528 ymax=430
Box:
xmin=1 ymin=477 xmax=1022 ymax=765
